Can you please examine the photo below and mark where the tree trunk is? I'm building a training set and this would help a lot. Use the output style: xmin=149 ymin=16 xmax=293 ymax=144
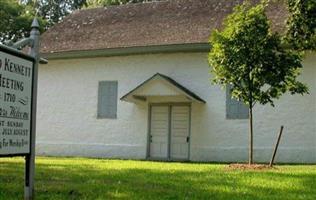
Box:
xmin=249 ymin=105 xmax=253 ymax=165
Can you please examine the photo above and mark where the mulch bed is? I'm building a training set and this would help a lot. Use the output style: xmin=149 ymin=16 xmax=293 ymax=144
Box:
xmin=227 ymin=163 xmax=274 ymax=170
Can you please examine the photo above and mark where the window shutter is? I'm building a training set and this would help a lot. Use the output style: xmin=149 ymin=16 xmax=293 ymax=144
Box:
xmin=226 ymin=85 xmax=249 ymax=119
xmin=98 ymin=81 xmax=118 ymax=119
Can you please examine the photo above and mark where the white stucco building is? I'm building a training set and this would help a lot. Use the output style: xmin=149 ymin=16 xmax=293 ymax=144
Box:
xmin=38 ymin=0 xmax=316 ymax=163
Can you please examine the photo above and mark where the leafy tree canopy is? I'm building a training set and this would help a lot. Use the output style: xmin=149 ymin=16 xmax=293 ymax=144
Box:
xmin=0 ymin=0 xmax=34 ymax=42
xmin=0 ymin=0 xmax=87 ymax=43
xmin=209 ymin=1 xmax=308 ymax=107
xmin=21 ymin=0 xmax=88 ymax=27
xmin=286 ymin=0 xmax=316 ymax=51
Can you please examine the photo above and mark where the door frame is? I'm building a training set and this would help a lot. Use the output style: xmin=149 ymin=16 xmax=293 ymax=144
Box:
xmin=146 ymin=102 xmax=192 ymax=161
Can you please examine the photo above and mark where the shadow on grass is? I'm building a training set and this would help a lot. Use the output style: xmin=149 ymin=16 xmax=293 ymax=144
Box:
xmin=0 ymin=161 xmax=315 ymax=200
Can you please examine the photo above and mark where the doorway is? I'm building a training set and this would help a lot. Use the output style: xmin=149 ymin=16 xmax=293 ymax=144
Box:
xmin=148 ymin=104 xmax=190 ymax=161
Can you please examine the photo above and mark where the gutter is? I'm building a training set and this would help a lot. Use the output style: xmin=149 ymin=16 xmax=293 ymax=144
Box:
xmin=40 ymin=43 xmax=210 ymax=60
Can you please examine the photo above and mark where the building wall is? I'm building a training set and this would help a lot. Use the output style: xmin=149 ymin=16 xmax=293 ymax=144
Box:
xmin=36 ymin=52 xmax=316 ymax=163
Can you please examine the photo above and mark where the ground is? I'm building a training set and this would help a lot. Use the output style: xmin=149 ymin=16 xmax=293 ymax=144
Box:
xmin=0 ymin=157 xmax=315 ymax=200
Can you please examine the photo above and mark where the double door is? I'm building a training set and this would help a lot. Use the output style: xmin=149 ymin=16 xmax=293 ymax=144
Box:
xmin=149 ymin=105 xmax=190 ymax=161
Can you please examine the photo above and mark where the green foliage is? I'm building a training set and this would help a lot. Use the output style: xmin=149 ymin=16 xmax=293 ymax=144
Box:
xmin=0 ymin=0 xmax=87 ymax=43
xmin=208 ymin=1 xmax=308 ymax=107
xmin=21 ymin=0 xmax=88 ymax=28
xmin=286 ymin=0 xmax=316 ymax=51
xmin=0 ymin=0 xmax=33 ymax=42
xmin=86 ymin=0 xmax=160 ymax=7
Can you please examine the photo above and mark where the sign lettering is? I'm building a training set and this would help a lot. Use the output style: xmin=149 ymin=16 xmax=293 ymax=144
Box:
xmin=0 ymin=48 xmax=33 ymax=155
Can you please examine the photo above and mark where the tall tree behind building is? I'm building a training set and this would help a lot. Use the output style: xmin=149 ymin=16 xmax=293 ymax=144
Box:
xmin=21 ymin=0 xmax=88 ymax=28
xmin=0 ymin=0 xmax=34 ymax=43
xmin=285 ymin=0 xmax=316 ymax=51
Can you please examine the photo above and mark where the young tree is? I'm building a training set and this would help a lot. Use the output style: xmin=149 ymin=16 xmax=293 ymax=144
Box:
xmin=208 ymin=1 xmax=308 ymax=164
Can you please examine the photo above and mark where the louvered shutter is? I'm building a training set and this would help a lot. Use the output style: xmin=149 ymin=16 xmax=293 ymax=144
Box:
xmin=98 ymin=81 xmax=118 ymax=119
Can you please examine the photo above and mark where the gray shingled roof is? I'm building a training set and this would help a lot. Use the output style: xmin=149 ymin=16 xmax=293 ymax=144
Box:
xmin=40 ymin=0 xmax=288 ymax=54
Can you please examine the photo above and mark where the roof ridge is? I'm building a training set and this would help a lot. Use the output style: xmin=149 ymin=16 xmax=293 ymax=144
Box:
xmin=76 ymin=0 xmax=171 ymax=13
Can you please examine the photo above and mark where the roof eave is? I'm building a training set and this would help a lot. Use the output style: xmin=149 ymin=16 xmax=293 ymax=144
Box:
xmin=40 ymin=43 xmax=210 ymax=60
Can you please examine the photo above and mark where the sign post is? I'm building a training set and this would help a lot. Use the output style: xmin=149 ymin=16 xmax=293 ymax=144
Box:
xmin=25 ymin=19 xmax=40 ymax=200
xmin=0 ymin=19 xmax=40 ymax=200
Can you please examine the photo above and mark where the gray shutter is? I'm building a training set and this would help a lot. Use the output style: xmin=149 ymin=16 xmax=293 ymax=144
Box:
xmin=226 ymin=85 xmax=249 ymax=119
xmin=98 ymin=81 xmax=118 ymax=119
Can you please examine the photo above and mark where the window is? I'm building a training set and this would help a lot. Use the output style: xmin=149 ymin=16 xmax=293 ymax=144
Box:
xmin=226 ymin=85 xmax=249 ymax=119
xmin=97 ymin=81 xmax=118 ymax=119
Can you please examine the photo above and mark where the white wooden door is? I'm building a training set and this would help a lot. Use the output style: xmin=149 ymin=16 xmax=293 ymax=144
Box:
xmin=170 ymin=106 xmax=190 ymax=160
xmin=149 ymin=106 xmax=169 ymax=159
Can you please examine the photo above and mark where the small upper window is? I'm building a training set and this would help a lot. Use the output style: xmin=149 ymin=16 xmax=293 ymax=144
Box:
xmin=97 ymin=81 xmax=118 ymax=119
xmin=226 ymin=85 xmax=249 ymax=119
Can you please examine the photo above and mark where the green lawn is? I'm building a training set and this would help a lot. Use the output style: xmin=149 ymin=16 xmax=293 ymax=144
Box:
xmin=0 ymin=157 xmax=315 ymax=200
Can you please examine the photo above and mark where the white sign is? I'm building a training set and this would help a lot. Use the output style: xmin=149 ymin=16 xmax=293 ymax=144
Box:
xmin=0 ymin=47 xmax=33 ymax=155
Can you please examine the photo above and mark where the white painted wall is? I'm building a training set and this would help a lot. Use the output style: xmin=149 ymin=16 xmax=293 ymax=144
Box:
xmin=37 ymin=52 xmax=316 ymax=163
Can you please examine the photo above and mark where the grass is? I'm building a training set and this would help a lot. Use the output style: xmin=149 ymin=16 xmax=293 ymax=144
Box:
xmin=0 ymin=157 xmax=315 ymax=200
